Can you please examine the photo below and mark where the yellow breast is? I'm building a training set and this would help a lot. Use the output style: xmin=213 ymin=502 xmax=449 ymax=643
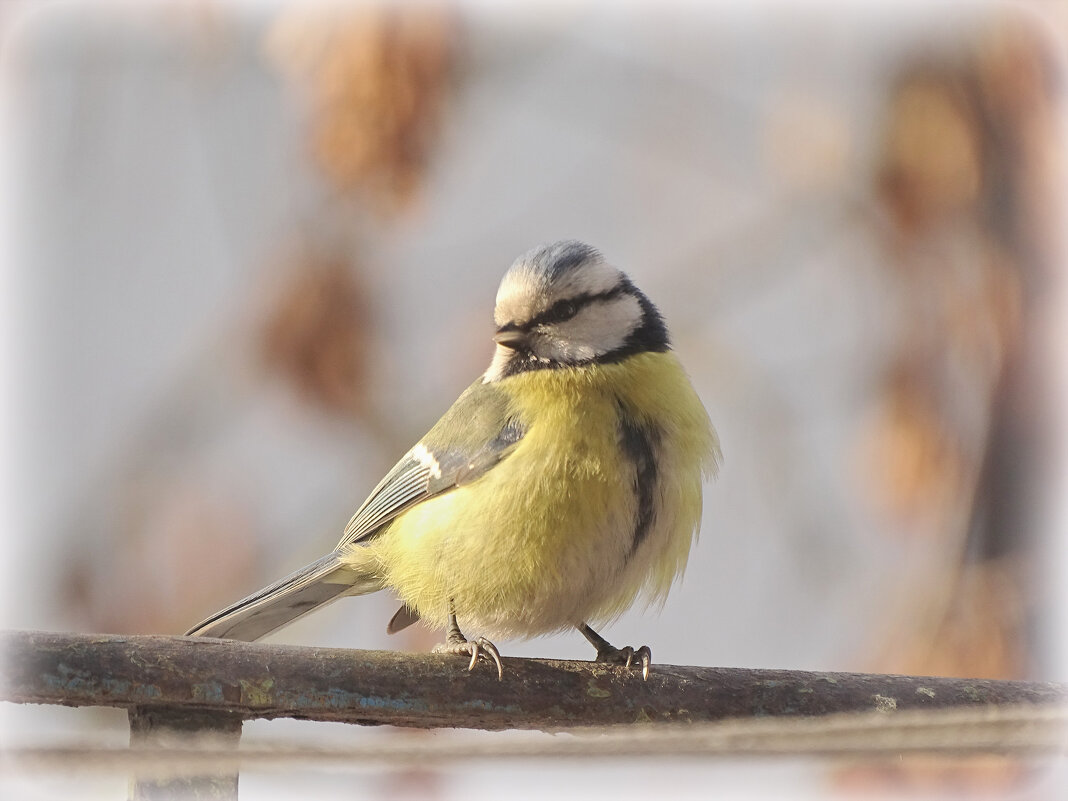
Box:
xmin=361 ymin=351 xmax=718 ymax=639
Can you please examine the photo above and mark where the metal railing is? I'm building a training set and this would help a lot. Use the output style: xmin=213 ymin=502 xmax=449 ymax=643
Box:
xmin=2 ymin=630 xmax=1065 ymax=799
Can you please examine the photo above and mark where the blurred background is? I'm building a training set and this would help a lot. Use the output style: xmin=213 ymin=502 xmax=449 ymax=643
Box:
xmin=1 ymin=0 xmax=1066 ymax=798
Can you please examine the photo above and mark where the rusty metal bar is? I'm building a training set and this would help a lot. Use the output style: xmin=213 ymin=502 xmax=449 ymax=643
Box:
xmin=2 ymin=630 xmax=1065 ymax=731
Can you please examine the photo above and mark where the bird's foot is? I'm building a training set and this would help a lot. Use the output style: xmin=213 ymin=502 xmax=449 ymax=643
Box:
xmin=433 ymin=635 xmax=503 ymax=681
xmin=594 ymin=643 xmax=652 ymax=680
xmin=579 ymin=623 xmax=653 ymax=680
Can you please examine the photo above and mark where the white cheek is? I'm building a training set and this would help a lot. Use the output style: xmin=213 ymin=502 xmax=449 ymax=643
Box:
xmin=542 ymin=295 xmax=643 ymax=361
xmin=482 ymin=344 xmax=515 ymax=383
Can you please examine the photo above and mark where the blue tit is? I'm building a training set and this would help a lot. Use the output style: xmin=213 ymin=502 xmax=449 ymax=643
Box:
xmin=187 ymin=240 xmax=720 ymax=679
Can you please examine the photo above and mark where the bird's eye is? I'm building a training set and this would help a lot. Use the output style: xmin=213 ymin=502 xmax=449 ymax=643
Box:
xmin=534 ymin=296 xmax=585 ymax=328
xmin=557 ymin=300 xmax=579 ymax=320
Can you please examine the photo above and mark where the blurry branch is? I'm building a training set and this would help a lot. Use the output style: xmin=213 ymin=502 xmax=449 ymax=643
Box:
xmin=6 ymin=704 xmax=1068 ymax=779
xmin=3 ymin=631 xmax=1065 ymax=732
xmin=263 ymin=3 xmax=457 ymax=213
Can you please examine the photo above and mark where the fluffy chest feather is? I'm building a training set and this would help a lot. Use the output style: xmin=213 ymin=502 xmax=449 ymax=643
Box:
xmin=365 ymin=352 xmax=716 ymax=638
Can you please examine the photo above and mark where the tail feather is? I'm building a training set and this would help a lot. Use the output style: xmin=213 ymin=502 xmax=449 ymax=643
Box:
xmin=186 ymin=552 xmax=380 ymax=641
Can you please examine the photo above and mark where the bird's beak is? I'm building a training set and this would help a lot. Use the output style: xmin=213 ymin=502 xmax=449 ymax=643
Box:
xmin=493 ymin=326 xmax=527 ymax=350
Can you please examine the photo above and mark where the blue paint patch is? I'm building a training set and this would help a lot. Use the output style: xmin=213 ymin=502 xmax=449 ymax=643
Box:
xmin=282 ymin=688 xmax=433 ymax=714
xmin=357 ymin=694 xmax=428 ymax=712
xmin=191 ymin=683 xmax=225 ymax=703
xmin=45 ymin=665 xmax=162 ymax=704
xmin=461 ymin=698 xmax=521 ymax=714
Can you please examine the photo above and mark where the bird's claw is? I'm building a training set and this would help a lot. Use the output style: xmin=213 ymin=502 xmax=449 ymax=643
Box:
xmin=596 ymin=643 xmax=652 ymax=680
xmin=433 ymin=636 xmax=503 ymax=680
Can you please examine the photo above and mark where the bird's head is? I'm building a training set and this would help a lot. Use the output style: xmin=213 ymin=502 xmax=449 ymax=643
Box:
xmin=484 ymin=241 xmax=669 ymax=382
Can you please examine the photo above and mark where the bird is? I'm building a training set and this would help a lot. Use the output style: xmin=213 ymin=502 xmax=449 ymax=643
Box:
xmin=187 ymin=240 xmax=720 ymax=680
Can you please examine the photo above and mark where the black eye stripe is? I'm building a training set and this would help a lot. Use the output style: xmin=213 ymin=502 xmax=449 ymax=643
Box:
xmin=526 ymin=285 xmax=628 ymax=328
xmin=491 ymin=276 xmax=670 ymax=379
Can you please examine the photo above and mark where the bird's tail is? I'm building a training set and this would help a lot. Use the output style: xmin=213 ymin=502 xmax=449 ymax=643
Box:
xmin=186 ymin=552 xmax=381 ymax=641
